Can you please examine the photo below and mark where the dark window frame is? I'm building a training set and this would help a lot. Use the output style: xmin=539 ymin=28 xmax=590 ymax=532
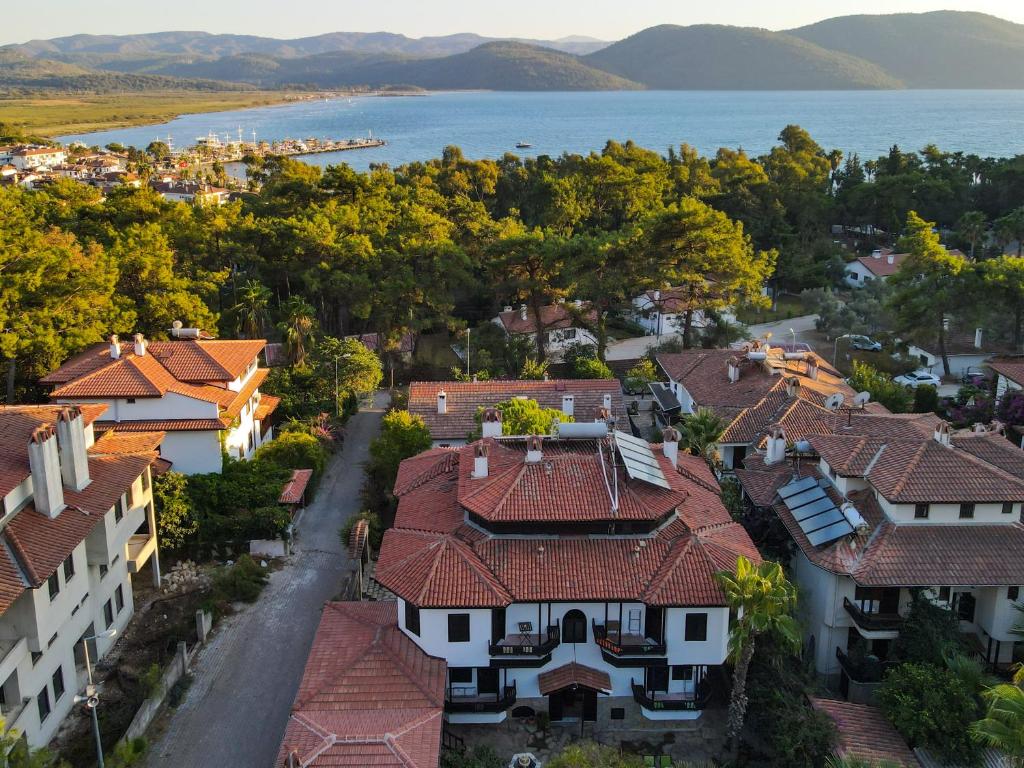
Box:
xmin=685 ymin=612 xmax=708 ymax=642
xmin=959 ymin=503 xmax=975 ymax=519
xmin=52 ymin=666 xmax=65 ymax=701
xmin=115 ymin=585 xmax=124 ymax=613
xmin=448 ymin=667 xmax=473 ymax=684
xmin=1002 ymin=502 xmax=1014 ymax=515
xmin=103 ymin=599 xmax=114 ymax=629
xmin=1009 ymin=586 xmax=1020 ymax=601
xmin=47 ymin=573 xmax=59 ymax=601
xmin=671 ymin=665 xmax=693 ymax=681
xmin=404 ymin=602 xmax=420 ymax=636
xmin=914 ymin=503 xmax=929 ymax=519
xmin=36 ymin=688 xmax=51 ymax=722
xmin=447 ymin=613 xmax=471 ymax=643
xmin=63 ymin=554 xmax=75 ymax=582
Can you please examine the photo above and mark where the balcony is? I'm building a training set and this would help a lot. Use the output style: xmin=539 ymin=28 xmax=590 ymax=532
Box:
xmin=843 ymin=597 xmax=902 ymax=638
xmin=593 ymin=620 xmax=666 ymax=666
xmin=488 ymin=623 xmax=559 ymax=667
xmin=127 ymin=532 xmax=157 ymax=574
xmin=631 ymin=678 xmax=712 ymax=712
xmin=445 ymin=682 xmax=517 ymax=714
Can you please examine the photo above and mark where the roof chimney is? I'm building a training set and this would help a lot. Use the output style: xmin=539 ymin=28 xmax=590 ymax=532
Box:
xmin=56 ymin=407 xmax=90 ymax=491
xmin=727 ymin=356 xmax=741 ymax=383
xmin=765 ymin=424 xmax=787 ymax=466
xmin=561 ymin=394 xmax=575 ymax=417
xmin=503 ymin=306 xmax=513 ymax=313
xmin=886 ymin=253 xmax=895 ymax=265
xmin=934 ymin=421 xmax=952 ymax=447
xmin=28 ymin=426 xmax=65 ymax=518
xmin=525 ymin=435 xmax=543 ymax=464
xmin=662 ymin=426 xmax=680 ymax=468
xmin=473 ymin=443 xmax=489 ymax=479
xmin=481 ymin=407 xmax=503 ymax=438
xmin=806 ymin=358 xmax=819 ymax=381
xmin=109 ymin=334 xmax=120 ymax=360
xmin=133 ymin=333 xmax=146 ymax=356
xmin=520 ymin=304 xmax=528 ymax=321
xmin=574 ymin=299 xmax=582 ymax=308
xmin=785 ymin=376 xmax=801 ymax=398
xmin=653 ymin=289 xmax=661 ymax=302
xmin=975 ymin=327 xmax=983 ymax=349
xmin=437 ymin=390 xmax=447 ymax=415
xmin=872 ymin=249 xmax=883 ymax=259
xmin=603 ymin=393 xmax=613 ymax=411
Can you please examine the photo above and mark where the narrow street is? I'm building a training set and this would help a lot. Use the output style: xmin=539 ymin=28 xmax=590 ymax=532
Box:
xmin=145 ymin=392 xmax=388 ymax=768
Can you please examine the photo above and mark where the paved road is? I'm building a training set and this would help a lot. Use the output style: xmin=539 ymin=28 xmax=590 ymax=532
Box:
xmin=145 ymin=392 xmax=388 ymax=768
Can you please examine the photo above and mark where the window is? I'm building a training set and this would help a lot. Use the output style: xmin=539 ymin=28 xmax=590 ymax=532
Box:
xmin=52 ymin=667 xmax=65 ymax=701
xmin=47 ymin=633 xmax=57 ymax=648
xmin=36 ymin=689 xmax=51 ymax=722
xmin=126 ymin=398 xmax=136 ymax=404
xmin=447 ymin=614 xmax=471 ymax=643
xmin=672 ymin=665 xmax=693 ymax=681
xmin=63 ymin=554 xmax=75 ymax=582
xmin=960 ymin=503 xmax=975 ymax=519
xmin=1009 ymin=586 xmax=1020 ymax=601
xmin=31 ymin=651 xmax=42 ymax=666
xmin=914 ymin=503 xmax=930 ymax=519
xmin=47 ymin=573 xmax=59 ymax=601
xmin=404 ymin=602 xmax=420 ymax=636
xmin=685 ymin=613 xmax=708 ymax=642
xmin=115 ymin=496 xmax=125 ymax=522
xmin=610 ymin=707 xmax=625 ymax=721
xmin=938 ymin=586 xmax=951 ymax=602
xmin=99 ymin=564 xmax=108 ymax=579
xmin=562 ymin=610 xmax=586 ymax=644
xmin=956 ymin=592 xmax=976 ymax=622
xmin=1003 ymin=502 xmax=1014 ymax=515
xmin=103 ymin=599 xmax=114 ymax=629
xmin=448 ymin=667 xmax=473 ymax=684
xmin=115 ymin=585 xmax=125 ymax=613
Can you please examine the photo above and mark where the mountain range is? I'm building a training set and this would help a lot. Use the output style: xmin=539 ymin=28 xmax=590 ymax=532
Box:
xmin=4 ymin=12 xmax=1024 ymax=92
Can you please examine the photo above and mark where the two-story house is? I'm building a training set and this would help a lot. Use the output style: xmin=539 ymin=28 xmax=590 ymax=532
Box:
xmin=493 ymin=302 xmax=598 ymax=361
xmin=40 ymin=326 xmax=279 ymax=474
xmin=734 ymin=416 xmax=1024 ymax=701
xmin=0 ymin=404 xmax=161 ymax=747
xmin=371 ymin=420 xmax=759 ymax=727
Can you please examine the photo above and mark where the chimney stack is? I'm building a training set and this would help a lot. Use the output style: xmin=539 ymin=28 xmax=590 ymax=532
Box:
xmin=887 ymin=253 xmax=895 ymax=265
xmin=872 ymin=249 xmax=882 ymax=259
xmin=109 ymin=334 xmax=120 ymax=360
xmin=975 ymin=328 xmax=983 ymax=349
xmin=561 ymin=394 xmax=575 ymax=417
xmin=765 ymin=424 xmax=787 ymax=466
xmin=437 ymin=390 xmax=447 ymax=415
xmin=653 ymin=289 xmax=661 ymax=302
xmin=785 ymin=376 xmax=801 ymax=399
xmin=481 ymin=407 xmax=503 ymax=438
xmin=473 ymin=443 xmax=489 ymax=479
xmin=727 ymin=356 xmax=741 ymax=384
xmin=806 ymin=358 xmax=819 ymax=381
xmin=519 ymin=304 xmax=528 ymax=322
xmin=56 ymin=407 xmax=91 ymax=491
xmin=603 ymin=393 xmax=613 ymax=411
xmin=525 ymin=435 xmax=543 ymax=464
xmin=662 ymin=426 xmax=680 ymax=467
xmin=934 ymin=422 xmax=952 ymax=447
xmin=28 ymin=426 xmax=65 ymax=518
xmin=133 ymin=333 xmax=146 ymax=356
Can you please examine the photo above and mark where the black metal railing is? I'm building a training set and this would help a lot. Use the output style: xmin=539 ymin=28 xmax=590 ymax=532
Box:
xmin=843 ymin=597 xmax=903 ymax=632
xmin=835 ymin=646 xmax=897 ymax=684
xmin=445 ymin=682 xmax=517 ymax=714
xmin=488 ymin=622 xmax=560 ymax=656
xmin=631 ymin=678 xmax=712 ymax=711
xmin=593 ymin=619 xmax=666 ymax=656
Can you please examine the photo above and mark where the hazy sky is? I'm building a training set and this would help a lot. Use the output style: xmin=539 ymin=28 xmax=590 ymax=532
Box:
xmin=5 ymin=0 xmax=1024 ymax=45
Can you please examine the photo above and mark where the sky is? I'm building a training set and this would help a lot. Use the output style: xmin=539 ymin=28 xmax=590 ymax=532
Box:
xmin=5 ymin=0 xmax=1024 ymax=45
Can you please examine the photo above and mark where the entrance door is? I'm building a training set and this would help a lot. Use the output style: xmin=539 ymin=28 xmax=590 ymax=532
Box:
xmin=478 ymin=668 xmax=499 ymax=695
xmin=647 ymin=666 xmax=669 ymax=693
xmin=491 ymin=608 xmax=506 ymax=645
xmin=582 ymin=690 xmax=597 ymax=722
xmin=644 ymin=606 xmax=664 ymax=643
xmin=548 ymin=692 xmax=563 ymax=722
xmin=879 ymin=588 xmax=900 ymax=615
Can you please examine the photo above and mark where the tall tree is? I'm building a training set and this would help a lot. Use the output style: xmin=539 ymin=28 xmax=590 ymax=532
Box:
xmin=996 ymin=207 xmax=1024 ymax=257
xmin=233 ymin=279 xmax=271 ymax=339
xmin=979 ymin=255 xmax=1024 ymax=352
xmin=279 ymin=296 xmax=317 ymax=367
xmin=956 ymin=210 xmax=988 ymax=259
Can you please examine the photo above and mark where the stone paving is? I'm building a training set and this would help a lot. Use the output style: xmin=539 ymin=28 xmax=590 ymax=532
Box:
xmin=144 ymin=393 xmax=388 ymax=768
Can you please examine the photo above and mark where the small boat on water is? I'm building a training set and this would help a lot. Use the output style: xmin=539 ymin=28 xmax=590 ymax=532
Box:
xmin=515 ymin=141 xmax=532 ymax=149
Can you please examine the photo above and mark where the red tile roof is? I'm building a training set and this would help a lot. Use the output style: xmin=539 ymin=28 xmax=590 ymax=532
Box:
xmin=496 ymin=303 xmax=596 ymax=335
xmin=93 ymin=419 xmax=227 ymax=432
xmin=393 ymin=448 xmax=459 ymax=497
xmin=277 ymin=601 xmax=445 ymax=768
xmin=90 ymin=430 xmax=166 ymax=456
xmin=408 ymin=380 xmax=624 ymax=441
xmin=279 ymin=469 xmax=313 ymax=505
xmin=254 ymin=394 xmax=280 ymax=422
xmin=539 ymin=662 xmax=612 ymax=695
xmin=811 ymin=698 xmax=919 ymax=768
xmin=954 ymin=432 xmax=1024 ymax=478
xmin=853 ymin=251 xmax=909 ymax=278
xmin=988 ymin=357 xmax=1024 ymax=386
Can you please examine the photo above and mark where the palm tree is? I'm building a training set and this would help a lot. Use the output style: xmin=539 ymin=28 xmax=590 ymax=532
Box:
xmin=280 ymin=296 xmax=316 ymax=367
xmin=715 ymin=556 xmax=801 ymax=757
xmin=956 ymin=210 xmax=988 ymax=260
xmin=233 ymin=280 xmax=271 ymax=339
xmin=996 ymin=207 xmax=1024 ymax=258
xmin=677 ymin=407 xmax=727 ymax=462
xmin=971 ymin=680 xmax=1024 ymax=765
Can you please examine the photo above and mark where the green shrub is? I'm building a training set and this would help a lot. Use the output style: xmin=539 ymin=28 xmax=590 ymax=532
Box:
xmin=108 ymin=737 xmax=148 ymax=767
xmin=212 ymin=554 xmax=269 ymax=604
xmin=440 ymin=745 xmax=504 ymax=768
xmin=140 ymin=662 xmax=163 ymax=698
xmin=153 ymin=471 xmax=198 ymax=551
xmin=848 ymin=360 xmax=912 ymax=413
xmin=912 ymin=384 xmax=939 ymax=414
xmin=573 ymin=356 xmax=614 ymax=379
xmin=892 ymin=593 xmax=964 ymax=666
xmin=254 ymin=431 xmax=327 ymax=478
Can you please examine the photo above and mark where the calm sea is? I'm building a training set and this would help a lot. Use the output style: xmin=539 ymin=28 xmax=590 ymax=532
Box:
xmin=58 ymin=90 xmax=1024 ymax=170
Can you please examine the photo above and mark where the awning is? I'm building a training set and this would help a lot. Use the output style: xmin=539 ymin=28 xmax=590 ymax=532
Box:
xmin=538 ymin=662 xmax=612 ymax=696
xmin=649 ymin=382 xmax=682 ymax=416
xmin=255 ymin=394 xmax=280 ymax=422
xmin=279 ymin=469 xmax=313 ymax=505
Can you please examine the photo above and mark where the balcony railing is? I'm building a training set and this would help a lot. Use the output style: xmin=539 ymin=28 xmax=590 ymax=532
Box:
xmin=631 ymin=679 xmax=712 ymax=711
xmin=445 ymin=682 xmax=517 ymax=714
xmin=843 ymin=597 xmax=902 ymax=632
xmin=488 ymin=622 xmax=560 ymax=657
xmin=593 ymin=619 xmax=666 ymax=656
xmin=835 ymin=646 xmax=897 ymax=684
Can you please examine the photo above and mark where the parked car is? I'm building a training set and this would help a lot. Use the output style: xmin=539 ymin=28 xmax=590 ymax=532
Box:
xmin=849 ymin=335 xmax=882 ymax=352
xmin=894 ymin=370 xmax=942 ymax=388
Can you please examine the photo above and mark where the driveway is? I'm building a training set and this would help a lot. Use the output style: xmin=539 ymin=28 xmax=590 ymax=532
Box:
xmin=145 ymin=391 xmax=388 ymax=768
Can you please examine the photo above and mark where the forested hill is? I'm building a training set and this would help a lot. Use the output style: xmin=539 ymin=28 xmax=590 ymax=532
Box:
xmin=789 ymin=11 xmax=1024 ymax=88
xmin=582 ymin=25 xmax=902 ymax=90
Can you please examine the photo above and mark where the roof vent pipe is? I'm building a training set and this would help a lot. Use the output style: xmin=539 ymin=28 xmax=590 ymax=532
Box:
xmin=934 ymin=421 xmax=952 ymax=447
xmin=603 ymin=393 xmax=613 ymax=410
xmin=975 ymin=327 xmax=983 ymax=349
xmin=887 ymin=253 xmax=895 ymax=265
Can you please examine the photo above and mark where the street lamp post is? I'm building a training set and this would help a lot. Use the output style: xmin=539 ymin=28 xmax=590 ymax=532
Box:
xmin=334 ymin=353 xmax=351 ymax=417
xmin=76 ymin=629 xmax=117 ymax=768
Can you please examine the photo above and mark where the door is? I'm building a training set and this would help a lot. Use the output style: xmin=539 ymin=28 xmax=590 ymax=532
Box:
xmin=562 ymin=610 xmax=586 ymax=643
xmin=491 ymin=608 xmax=506 ymax=645
xmin=644 ymin=606 xmax=664 ymax=643
xmin=582 ymin=690 xmax=597 ymax=722
xmin=647 ymin=666 xmax=669 ymax=693
xmin=548 ymin=692 xmax=563 ymax=722
xmin=879 ymin=588 xmax=900 ymax=615
xmin=478 ymin=668 xmax=499 ymax=695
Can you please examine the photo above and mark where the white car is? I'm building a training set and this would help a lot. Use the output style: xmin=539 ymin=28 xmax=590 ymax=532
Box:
xmin=894 ymin=370 xmax=942 ymax=388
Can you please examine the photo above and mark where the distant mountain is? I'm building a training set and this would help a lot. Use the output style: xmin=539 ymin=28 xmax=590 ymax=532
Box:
xmin=583 ymin=25 xmax=902 ymax=89
xmin=789 ymin=11 xmax=1024 ymax=88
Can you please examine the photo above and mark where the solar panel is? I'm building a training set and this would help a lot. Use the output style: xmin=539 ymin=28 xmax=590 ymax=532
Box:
xmin=614 ymin=430 xmax=670 ymax=489
xmin=807 ymin=521 xmax=856 ymax=547
xmin=778 ymin=476 xmax=817 ymax=499
xmin=791 ymin=496 xmax=836 ymax=522
xmin=786 ymin=487 xmax=828 ymax=510
xmin=799 ymin=507 xmax=846 ymax=533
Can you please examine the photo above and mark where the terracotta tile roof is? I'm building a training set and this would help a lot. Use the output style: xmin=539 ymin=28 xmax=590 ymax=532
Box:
xmin=90 ymin=430 xmax=165 ymax=456
xmin=811 ymin=698 xmax=919 ymax=768
xmin=94 ymin=419 xmax=227 ymax=432
xmin=279 ymin=469 xmax=313 ymax=505
xmin=496 ymin=303 xmax=596 ymax=335
xmin=49 ymin=353 xmax=180 ymax=398
xmin=346 ymin=332 xmax=415 ymax=355
xmin=393 ymin=449 xmax=459 ymax=497
xmin=408 ymin=380 xmax=624 ymax=441
xmin=254 ymin=394 xmax=280 ymax=422
xmin=394 ymin=471 xmax=463 ymax=535
xmin=912 ymin=330 xmax=1015 ymax=357
xmin=853 ymin=251 xmax=909 ymax=278
xmin=538 ymin=662 xmax=612 ymax=695
xmin=220 ymin=368 xmax=270 ymax=420
xmin=277 ymin=601 xmax=445 ymax=768
xmin=954 ymin=432 xmax=1024 ymax=477
xmin=988 ymin=357 xmax=1024 ymax=386
xmin=147 ymin=339 xmax=265 ymax=381
xmin=0 ymin=546 xmax=27 ymax=614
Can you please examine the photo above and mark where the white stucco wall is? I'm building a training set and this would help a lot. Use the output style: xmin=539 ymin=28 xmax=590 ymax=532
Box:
xmin=159 ymin=432 xmax=223 ymax=475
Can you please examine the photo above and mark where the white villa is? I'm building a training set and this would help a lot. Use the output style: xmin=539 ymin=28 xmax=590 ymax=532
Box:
xmin=493 ymin=302 xmax=598 ymax=361
xmin=0 ymin=405 xmax=161 ymax=747
xmin=370 ymin=423 xmax=759 ymax=726
xmin=41 ymin=326 xmax=279 ymax=475
xmin=844 ymin=250 xmax=908 ymax=287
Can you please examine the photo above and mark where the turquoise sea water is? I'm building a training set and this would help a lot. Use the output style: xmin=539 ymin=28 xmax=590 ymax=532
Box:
xmin=58 ymin=90 xmax=1024 ymax=169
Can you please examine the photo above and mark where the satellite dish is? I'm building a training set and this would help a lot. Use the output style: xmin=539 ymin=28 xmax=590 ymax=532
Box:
xmin=854 ymin=391 xmax=871 ymax=406
xmin=794 ymin=440 xmax=813 ymax=453
xmin=825 ymin=393 xmax=845 ymax=411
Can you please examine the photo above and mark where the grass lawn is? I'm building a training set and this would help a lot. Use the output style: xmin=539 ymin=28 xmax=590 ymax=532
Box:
xmin=735 ymin=294 xmax=810 ymax=325
xmin=1 ymin=90 xmax=308 ymax=136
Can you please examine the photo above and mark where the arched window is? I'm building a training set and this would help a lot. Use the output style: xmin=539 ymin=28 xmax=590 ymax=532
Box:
xmin=562 ymin=610 xmax=586 ymax=644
